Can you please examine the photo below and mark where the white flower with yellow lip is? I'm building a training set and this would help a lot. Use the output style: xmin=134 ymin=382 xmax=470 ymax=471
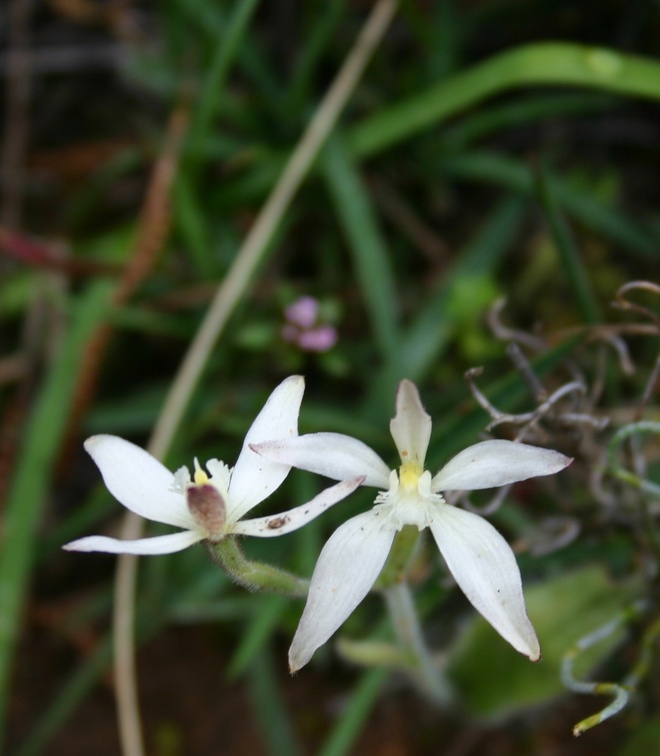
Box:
xmin=63 ymin=376 xmax=362 ymax=556
xmin=252 ymin=379 xmax=572 ymax=671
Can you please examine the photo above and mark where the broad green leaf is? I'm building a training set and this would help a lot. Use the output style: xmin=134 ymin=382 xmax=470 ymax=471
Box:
xmin=447 ymin=566 xmax=640 ymax=719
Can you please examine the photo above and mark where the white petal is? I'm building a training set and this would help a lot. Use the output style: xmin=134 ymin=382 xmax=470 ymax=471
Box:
xmin=231 ymin=477 xmax=364 ymax=537
xmin=62 ymin=530 xmax=204 ymax=555
xmin=84 ymin=435 xmax=196 ymax=529
xmin=389 ymin=379 xmax=432 ymax=466
xmin=252 ymin=433 xmax=390 ymax=488
xmin=428 ymin=505 xmax=540 ymax=660
xmin=229 ymin=376 xmax=304 ymax=520
xmin=432 ymin=440 xmax=572 ymax=492
xmin=289 ymin=510 xmax=397 ymax=671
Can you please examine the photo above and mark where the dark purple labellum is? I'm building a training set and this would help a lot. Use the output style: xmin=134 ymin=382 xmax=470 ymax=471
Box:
xmin=186 ymin=483 xmax=226 ymax=537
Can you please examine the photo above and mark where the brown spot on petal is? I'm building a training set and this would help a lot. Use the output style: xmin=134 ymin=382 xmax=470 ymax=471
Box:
xmin=267 ymin=516 xmax=289 ymax=530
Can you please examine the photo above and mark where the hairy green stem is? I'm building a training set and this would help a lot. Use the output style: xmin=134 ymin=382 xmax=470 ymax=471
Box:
xmin=206 ymin=538 xmax=310 ymax=597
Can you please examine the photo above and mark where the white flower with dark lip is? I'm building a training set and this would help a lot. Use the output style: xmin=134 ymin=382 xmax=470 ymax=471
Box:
xmin=63 ymin=376 xmax=363 ymax=556
xmin=252 ymin=379 xmax=573 ymax=671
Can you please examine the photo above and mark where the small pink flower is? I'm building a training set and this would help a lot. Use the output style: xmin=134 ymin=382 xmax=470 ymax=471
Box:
xmin=282 ymin=296 xmax=338 ymax=353
xmin=297 ymin=326 xmax=338 ymax=352
xmin=285 ymin=296 xmax=319 ymax=330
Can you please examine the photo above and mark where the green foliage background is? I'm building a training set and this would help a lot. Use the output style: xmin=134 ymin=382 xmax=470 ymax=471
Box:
xmin=1 ymin=1 xmax=660 ymax=753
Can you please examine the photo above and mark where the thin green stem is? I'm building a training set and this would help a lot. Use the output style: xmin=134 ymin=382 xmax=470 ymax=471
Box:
xmin=318 ymin=669 xmax=388 ymax=756
xmin=606 ymin=421 xmax=660 ymax=556
xmin=384 ymin=581 xmax=453 ymax=705
xmin=374 ymin=529 xmax=452 ymax=703
xmin=375 ymin=525 xmax=419 ymax=589
xmin=0 ymin=280 xmax=113 ymax=744
xmin=561 ymin=600 xmax=647 ymax=736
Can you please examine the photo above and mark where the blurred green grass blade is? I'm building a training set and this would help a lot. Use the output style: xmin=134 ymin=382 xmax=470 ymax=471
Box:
xmin=402 ymin=195 xmax=526 ymax=381
xmin=209 ymin=44 xmax=660 ymax=218
xmin=401 ymin=0 xmax=462 ymax=78
xmin=246 ymin=646 xmax=303 ymax=756
xmin=0 ymin=280 xmax=113 ymax=740
xmin=440 ymin=150 xmax=657 ymax=257
xmin=318 ymin=668 xmax=388 ymax=756
xmin=227 ymin=595 xmax=286 ymax=679
xmin=535 ymin=163 xmax=603 ymax=324
xmin=349 ymin=42 xmax=660 ymax=159
xmin=187 ymin=0 xmax=261 ymax=162
xmin=322 ymin=135 xmax=400 ymax=368
xmin=108 ymin=303 xmax=194 ymax=338
xmin=285 ymin=0 xmax=346 ymax=113
xmin=173 ymin=177 xmax=215 ymax=277
xmin=440 ymin=92 xmax=617 ymax=148
xmin=237 ymin=35 xmax=289 ymax=125
xmin=42 ymin=486 xmax=112 ymax=559
xmin=426 ymin=0 xmax=462 ymax=77
xmin=86 ymin=384 xmax=166 ymax=434
xmin=176 ymin=0 xmax=260 ymax=277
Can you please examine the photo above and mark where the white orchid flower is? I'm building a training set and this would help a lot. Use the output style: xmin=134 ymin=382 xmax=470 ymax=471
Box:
xmin=63 ymin=376 xmax=362 ymax=556
xmin=252 ymin=379 xmax=572 ymax=671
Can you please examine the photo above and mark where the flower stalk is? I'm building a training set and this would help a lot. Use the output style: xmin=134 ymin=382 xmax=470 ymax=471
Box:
xmin=207 ymin=537 xmax=309 ymax=597
xmin=374 ymin=525 xmax=419 ymax=590
xmin=384 ymin=580 xmax=453 ymax=705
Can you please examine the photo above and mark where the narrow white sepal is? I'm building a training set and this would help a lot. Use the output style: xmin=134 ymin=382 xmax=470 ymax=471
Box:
xmin=84 ymin=435 xmax=197 ymax=529
xmin=428 ymin=504 xmax=540 ymax=660
xmin=432 ymin=440 xmax=572 ymax=492
xmin=389 ymin=379 xmax=432 ymax=466
xmin=62 ymin=530 xmax=204 ymax=555
xmin=231 ymin=477 xmax=365 ymax=538
xmin=229 ymin=376 xmax=304 ymax=521
xmin=289 ymin=510 xmax=397 ymax=672
xmin=252 ymin=433 xmax=390 ymax=489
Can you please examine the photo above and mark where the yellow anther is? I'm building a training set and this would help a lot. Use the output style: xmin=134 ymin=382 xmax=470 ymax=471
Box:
xmin=399 ymin=461 xmax=423 ymax=492
xmin=193 ymin=457 xmax=209 ymax=485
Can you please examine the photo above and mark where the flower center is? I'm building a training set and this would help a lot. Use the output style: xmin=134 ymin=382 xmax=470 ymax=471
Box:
xmin=373 ymin=463 xmax=443 ymax=531
xmin=170 ymin=458 xmax=232 ymax=539
xmin=399 ymin=460 xmax=423 ymax=492
xmin=187 ymin=459 xmax=226 ymax=538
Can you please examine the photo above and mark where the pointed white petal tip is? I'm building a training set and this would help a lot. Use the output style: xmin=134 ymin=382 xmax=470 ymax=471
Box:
xmin=288 ymin=657 xmax=305 ymax=674
xmin=83 ymin=434 xmax=108 ymax=452
xmin=428 ymin=505 xmax=542 ymax=661
xmin=62 ymin=530 xmax=204 ymax=555
xmin=433 ymin=440 xmax=573 ymax=492
xmin=228 ymin=375 xmax=306 ymax=520
xmin=287 ymin=510 xmax=397 ymax=671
